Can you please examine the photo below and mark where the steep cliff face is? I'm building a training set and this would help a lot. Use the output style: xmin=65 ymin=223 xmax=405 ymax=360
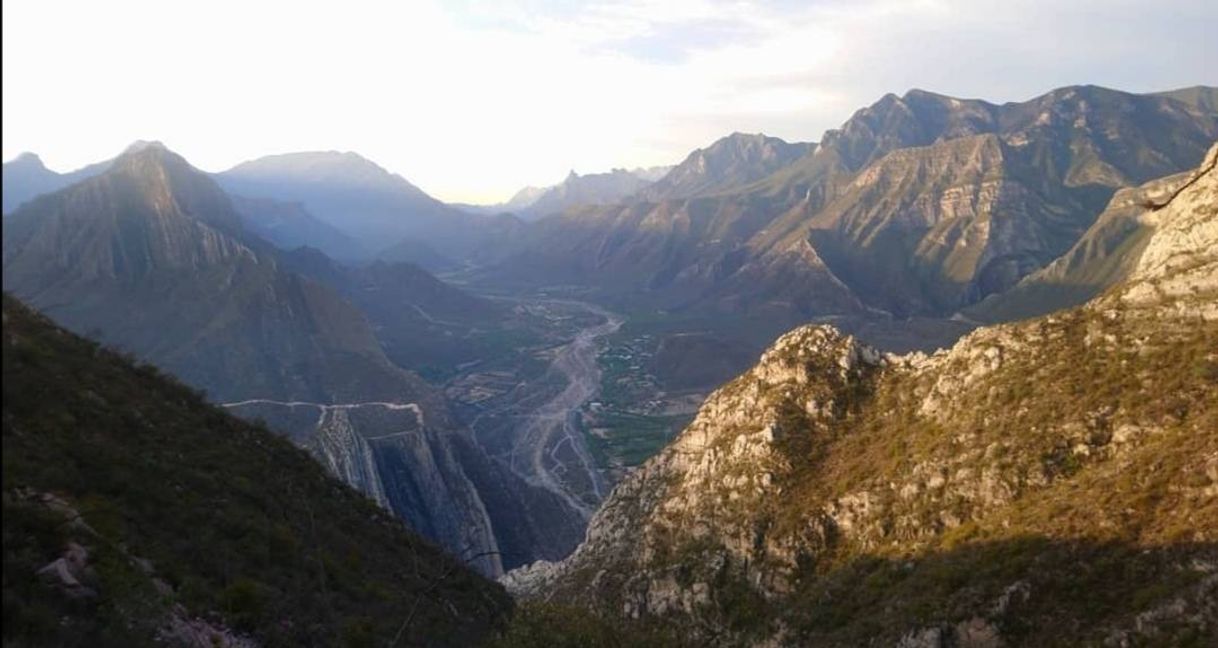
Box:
xmin=223 ymin=401 xmax=498 ymax=572
xmin=505 ymin=146 xmax=1218 ymax=646
xmin=797 ymin=134 xmax=1068 ymax=313
xmin=964 ymin=168 xmax=1193 ymax=322
xmin=224 ymin=398 xmax=576 ymax=577
xmin=1120 ymin=143 xmax=1218 ymax=316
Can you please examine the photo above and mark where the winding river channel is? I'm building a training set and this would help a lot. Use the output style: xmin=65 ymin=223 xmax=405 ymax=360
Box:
xmin=506 ymin=300 xmax=623 ymax=519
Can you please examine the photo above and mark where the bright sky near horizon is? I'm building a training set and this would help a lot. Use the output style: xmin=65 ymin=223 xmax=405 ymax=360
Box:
xmin=3 ymin=0 xmax=1216 ymax=203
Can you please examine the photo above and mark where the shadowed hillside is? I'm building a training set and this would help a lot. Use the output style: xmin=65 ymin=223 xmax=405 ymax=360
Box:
xmin=1 ymin=295 xmax=511 ymax=647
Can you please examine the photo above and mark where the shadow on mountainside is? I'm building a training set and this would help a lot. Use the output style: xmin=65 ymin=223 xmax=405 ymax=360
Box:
xmin=492 ymin=536 xmax=1217 ymax=648
xmin=1 ymin=295 xmax=510 ymax=648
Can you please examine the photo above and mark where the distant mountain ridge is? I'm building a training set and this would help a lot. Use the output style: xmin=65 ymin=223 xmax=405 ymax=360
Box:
xmin=792 ymin=84 xmax=1218 ymax=313
xmin=215 ymin=150 xmax=527 ymax=262
xmin=2 ymin=153 xmax=70 ymax=213
xmin=639 ymin=132 xmax=814 ymax=201
xmin=229 ymin=194 xmax=368 ymax=261
xmin=1 ymin=144 xmax=140 ymax=214
xmin=455 ymin=165 xmax=674 ymax=220
xmin=450 ymin=185 xmax=549 ymax=216
xmin=1153 ymin=84 xmax=1218 ymax=112
xmin=486 ymin=84 xmax=1218 ymax=323
xmin=525 ymin=167 xmax=663 ymax=218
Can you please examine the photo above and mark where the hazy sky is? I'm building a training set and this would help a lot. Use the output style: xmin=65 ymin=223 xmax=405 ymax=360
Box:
xmin=3 ymin=0 xmax=1216 ymax=203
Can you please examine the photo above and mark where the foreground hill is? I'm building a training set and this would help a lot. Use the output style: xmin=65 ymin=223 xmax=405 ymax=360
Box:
xmin=1 ymin=295 xmax=510 ymax=647
xmin=503 ymin=145 xmax=1218 ymax=646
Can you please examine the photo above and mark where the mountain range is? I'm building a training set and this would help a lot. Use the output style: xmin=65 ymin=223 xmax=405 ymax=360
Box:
xmin=454 ymin=165 xmax=673 ymax=221
xmin=1 ymin=142 xmax=156 ymax=214
xmin=213 ymin=151 xmax=526 ymax=266
xmin=3 ymin=81 xmax=1216 ymax=647
xmin=485 ymin=85 xmax=1218 ymax=327
xmin=503 ymin=142 xmax=1218 ymax=647
xmin=1 ymin=144 xmax=581 ymax=578
xmin=8 ymin=86 xmax=1213 ymax=326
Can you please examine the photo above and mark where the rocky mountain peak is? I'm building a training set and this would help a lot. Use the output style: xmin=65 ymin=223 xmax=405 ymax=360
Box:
xmin=112 ymin=140 xmax=189 ymax=170
xmin=639 ymin=132 xmax=813 ymax=200
xmin=214 ymin=149 xmax=447 ymax=240
xmin=121 ymin=139 xmax=167 ymax=154
xmin=503 ymin=323 xmax=887 ymax=600
xmin=8 ymin=152 xmax=46 ymax=168
xmin=820 ymin=89 xmax=1005 ymax=171
xmin=713 ymin=131 xmax=789 ymax=156
xmin=3 ymin=139 xmax=251 ymax=293
xmin=222 ymin=150 xmax=411 ymax=190
xmin=105 ymin=142 xmax=244 ymax=232
xmin=507 ymin=184 xmax=547 ymax=206
xmin=753 ymin=325 xmax=884 ymax=390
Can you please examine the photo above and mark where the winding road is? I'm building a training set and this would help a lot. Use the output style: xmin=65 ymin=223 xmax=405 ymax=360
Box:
xmin=221 ymin=399 xmax=424 ymax=427
xmin=225 ymin=300 xmax=623 ymax=524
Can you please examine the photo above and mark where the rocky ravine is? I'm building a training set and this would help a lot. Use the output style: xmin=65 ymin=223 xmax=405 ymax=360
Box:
xmin=503 ymin=145 xmax=1218 ymax=646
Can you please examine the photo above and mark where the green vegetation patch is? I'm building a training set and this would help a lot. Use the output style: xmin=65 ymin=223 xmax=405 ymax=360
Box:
xmin=585 ymin=411 xmax=688 ymax=470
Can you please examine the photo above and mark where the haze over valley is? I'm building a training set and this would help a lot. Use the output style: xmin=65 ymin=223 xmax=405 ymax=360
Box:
xmin=3 ymin=1 xmax=1217 ymax=646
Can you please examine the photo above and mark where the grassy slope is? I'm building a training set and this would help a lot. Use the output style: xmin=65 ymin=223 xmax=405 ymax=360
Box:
xmin=772 ymin=306 xmax=1218 ymax=645
xmin=1 ymin=295 xmax=510 ymax=648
